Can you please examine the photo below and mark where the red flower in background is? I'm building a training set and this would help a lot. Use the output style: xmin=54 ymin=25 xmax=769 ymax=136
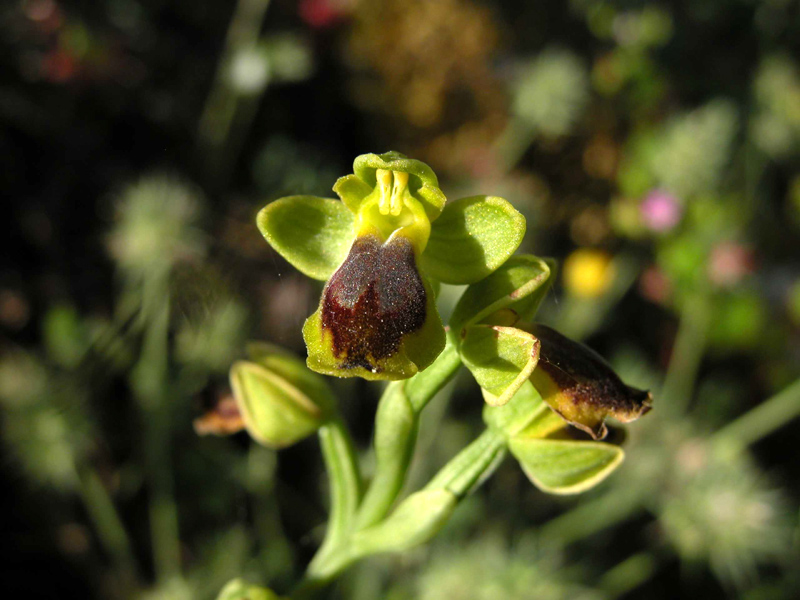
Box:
xmin=299 ymin=0 xmax=351 ymax=29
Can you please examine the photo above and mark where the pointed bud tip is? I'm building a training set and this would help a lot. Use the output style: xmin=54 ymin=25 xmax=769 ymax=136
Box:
xmin=528 ymin=324 xmax=653 ymax=440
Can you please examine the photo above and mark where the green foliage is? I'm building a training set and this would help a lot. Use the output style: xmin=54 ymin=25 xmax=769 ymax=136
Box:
xmin=216 ymin=579 xmax=282 ymax=600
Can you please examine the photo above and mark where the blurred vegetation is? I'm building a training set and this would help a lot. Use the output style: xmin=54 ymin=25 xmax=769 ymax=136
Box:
xmin=1 ymin=0 xmax=799 ymax=598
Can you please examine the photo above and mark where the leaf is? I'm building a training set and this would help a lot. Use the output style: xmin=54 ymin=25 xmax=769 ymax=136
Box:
xmin=508 ymin=437 xmax=624 ymax=494
xmin=460 ymin=325 xmax=540 ymax=407
xmin=257 ymin=195 xmax=354 ymax=281
xmin=450 ymin=255 xmax=553 ymax=331
xmin=421 ymin=196 xmax=526 ymax=285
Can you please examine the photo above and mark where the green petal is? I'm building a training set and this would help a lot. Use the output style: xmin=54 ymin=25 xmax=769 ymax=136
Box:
xmin=460 ymin=325 xmax=540 ymax=407
xmin=421 ymin=196 xmax=526 ymax=285
xmin=257 ymin=196 xmax=354 ymax=281
xmin=333 ymin=174 xmax=373 ymax=213
xmin=508 ymin=437 xmax=624 ymax=494
xmin=450 ymin=255 xmax=553 ymax=331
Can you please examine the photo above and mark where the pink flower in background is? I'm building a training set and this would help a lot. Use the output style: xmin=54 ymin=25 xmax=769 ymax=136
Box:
xmin=639 ymin=264 xmax=672 ymax=305
xmin=640 ymin=189 xmax=682 ymax=232
xmin=708 ymin=242 xmax=756 ymax=288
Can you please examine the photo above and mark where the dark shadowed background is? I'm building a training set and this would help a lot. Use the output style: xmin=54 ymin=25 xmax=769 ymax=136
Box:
xmin=2 ymin=1 xmax=800 ymax=598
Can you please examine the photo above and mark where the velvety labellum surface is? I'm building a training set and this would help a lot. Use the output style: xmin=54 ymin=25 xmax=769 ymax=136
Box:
xmin=321 ymin=235 xmax=426 ymax=373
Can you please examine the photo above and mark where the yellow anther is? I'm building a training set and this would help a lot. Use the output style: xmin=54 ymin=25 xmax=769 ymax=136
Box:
xmin=390 ymin=171 xmax=409 ymax=216
xmin=376 ymin=169 xmax=392 ymax=215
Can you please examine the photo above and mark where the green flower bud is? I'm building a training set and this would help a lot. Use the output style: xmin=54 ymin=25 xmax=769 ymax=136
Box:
xmin=229 ymin=343 xmax=335 ymax=448
xmin=526 ymin=324 xmax=652 ymax=440
xmin=257 ymin=152 xmax=527 ymax=381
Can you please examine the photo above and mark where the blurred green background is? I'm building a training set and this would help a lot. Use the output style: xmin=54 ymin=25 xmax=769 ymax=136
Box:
xmin=1 ymin=0 xmax=800 ymax=598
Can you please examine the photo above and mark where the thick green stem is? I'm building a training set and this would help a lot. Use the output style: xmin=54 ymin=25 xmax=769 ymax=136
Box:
xmin=355 ymin=335 xmax=462 ymax=529
xmin=405 ymin=336 xmax=462 ymax=411
xmin=297 ymin=337 xmax=465 ymax=595
xmin=297 ymin=428 xmax=505 ymax=596
xmin=354 ymin=382 xmax=417 ymax=530
xmin=712 ymin=377 xmax=800 ymax=452
xmin=424 ymin=428 xmax=507 ymax=497
xmin=312 ymin=419 xmax=362 ymax=566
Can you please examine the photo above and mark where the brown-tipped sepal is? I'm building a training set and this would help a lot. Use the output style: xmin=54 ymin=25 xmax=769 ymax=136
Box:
xmin=304 ymin=234 xmax=445 ymax=380
xmin=527 ymin=324 xmax=652 ymax=439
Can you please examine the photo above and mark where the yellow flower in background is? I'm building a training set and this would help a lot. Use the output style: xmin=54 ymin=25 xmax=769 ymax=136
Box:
xmin=563 ymin=248 xmax=615 ymax=298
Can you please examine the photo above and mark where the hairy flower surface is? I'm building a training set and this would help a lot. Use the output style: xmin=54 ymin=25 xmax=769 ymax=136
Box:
xmin=258 ymin=151 xmax=525 ymax=380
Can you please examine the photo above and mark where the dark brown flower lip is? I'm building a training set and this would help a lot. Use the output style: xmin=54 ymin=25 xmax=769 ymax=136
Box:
xmin=320 ymin=234 xmax=427 ymax=372
xmin=528 ymin=323 xmax=653 ymax=439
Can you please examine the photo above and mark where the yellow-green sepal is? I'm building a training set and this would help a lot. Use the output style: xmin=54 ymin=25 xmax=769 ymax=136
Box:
xmin=245 ymin=342 xmax=335 ymax=414
xmin=256 ymin=195 xmax=354 ymax=280
xmin=421 ymin=196 xmax=526 ymax=284
xmin=229 ymin=360 xmax=323 ymax=446
xmin=460 ymin=325 xmax=540 ymax=407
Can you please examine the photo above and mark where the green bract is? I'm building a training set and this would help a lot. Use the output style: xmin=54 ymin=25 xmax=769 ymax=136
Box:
xmin=257 ymin=151 xmax=526 ymax=380
xmin=508 ymin=437 xmax=624 ymax=494
xmin=483 ymin=380 xmax=625 ymax=494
